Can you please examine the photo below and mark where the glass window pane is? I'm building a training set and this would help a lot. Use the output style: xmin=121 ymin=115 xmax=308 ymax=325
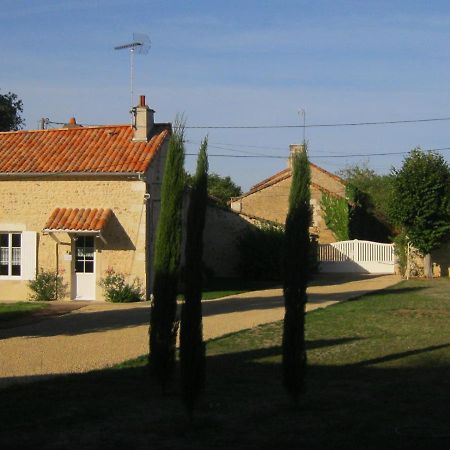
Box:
xmin=12 ymin=248 xmax=21 ymax=265
xmin=0 ymin=265 xmax=8 ymax=275
xmin=75 ymin=260 xmax=84 ymax=273
xmin=12 ymin=234 xmax=21 ymax=247
xmin=11 ymin=265 xmax=20 ymax=276
xmin=85 ymin=236 xmax=94 ymax=247
xmin=84 ymin=261 xmax=94 ymax=273
xmin=0 ymin=247 xmax=8 ymax=265
xmin=0 ymin=234 xmax=8 ymax=247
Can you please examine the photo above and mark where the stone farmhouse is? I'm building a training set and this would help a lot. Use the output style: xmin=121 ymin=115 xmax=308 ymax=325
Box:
xmin=0 ymin=96 xmax=173 ymax=302
xmin=230 ymin=144 xmax=347 ymax=243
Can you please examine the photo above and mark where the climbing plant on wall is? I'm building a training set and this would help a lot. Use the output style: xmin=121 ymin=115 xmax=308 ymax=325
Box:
xmin=320 ymin=193 xmax=349 ymax=241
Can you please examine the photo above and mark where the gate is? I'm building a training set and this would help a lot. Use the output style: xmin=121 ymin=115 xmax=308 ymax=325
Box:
xmin=318 ymin=240 xmax=395 ymax=274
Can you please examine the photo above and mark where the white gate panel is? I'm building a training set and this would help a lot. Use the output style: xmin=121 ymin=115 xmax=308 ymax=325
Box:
xmin=318 ymin=240 xmax=395 ymax=274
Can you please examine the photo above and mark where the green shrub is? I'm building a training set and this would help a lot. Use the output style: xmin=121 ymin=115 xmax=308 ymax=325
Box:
xmin=237 ymin=223 xmax=285 ymax=280
xmin=28 ymin=269 xmax=68 ymax=302
xmin=99 ymin=268 xmax=143 ymax=303
xmin=237 ymin=224 xmax=319 ymax=281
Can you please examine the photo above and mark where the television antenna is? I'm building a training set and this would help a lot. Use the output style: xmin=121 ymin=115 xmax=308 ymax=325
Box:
xmin=298 ymin=108 xmax=306 ymax=144
xmin=114 ymin=33 xmax=151 ymax=111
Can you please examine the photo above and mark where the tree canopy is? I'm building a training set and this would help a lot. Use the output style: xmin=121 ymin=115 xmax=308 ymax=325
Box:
xmin=389 ymin=148 xmax=450 ymax=255
xmin=186 ymin=172 xmax=241 ymax=206
xmin=0 ymin=91 xmax=25 ymax=131
xmin=338 ymin=163 xmax=394 ymax=222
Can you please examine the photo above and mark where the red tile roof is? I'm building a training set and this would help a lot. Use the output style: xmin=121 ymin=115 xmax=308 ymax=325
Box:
xmin=0 ymin=124 xmax=170 ymax=174
xmin=44 ymin=208 xmax=113 ymax=232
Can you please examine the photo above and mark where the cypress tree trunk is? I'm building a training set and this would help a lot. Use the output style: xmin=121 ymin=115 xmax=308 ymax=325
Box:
xmin=282 ymin=149 xmax=312 ymax=402
xmin=149 ymin=118 xmax=185 ymax=393
xmin=180 ymin=138 xmax=208 ymax=416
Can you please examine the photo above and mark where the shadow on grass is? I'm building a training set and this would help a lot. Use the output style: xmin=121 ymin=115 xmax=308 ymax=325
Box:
xmin=345 ymin=285 xmax=426 ymax=303
xmin=1 ymin=336 xmax=449 ymax=450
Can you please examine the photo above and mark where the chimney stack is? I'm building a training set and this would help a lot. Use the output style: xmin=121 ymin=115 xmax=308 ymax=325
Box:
xmin=288 ymin=143 xmax=306 ymax=168
xmin=132 ymin=95 xmax=155 ymax=142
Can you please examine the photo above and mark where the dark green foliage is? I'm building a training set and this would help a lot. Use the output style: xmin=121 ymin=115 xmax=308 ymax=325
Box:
xmin=346 ymin=184 xmax=392 ymax=242
xmin=282 ymin=150 xmax=311 ymax=402
xmin=320 ymin=193 xmax=349 ymax=241
xmin=389 ymin=148 xmax=450 ymax=255
xmin=0 ymin=90 xmax=25 ymax=131
xmin=99 ymin=268 xmax=143 ymax=303
xmin=238 ymin=223 xmax=285 ymax=280
xmin=28 ymin=269 xmax=68 ymax=301
xmin=338 ymin=163 xmax=394 ymax=223
xmin=186 ymin=172 xmax=241 ymax=206
xmin=180 ymin=138 xmax=208 ymax=415
xmin=321 ymin=182 xmax=392 ymax=242
xmin=150 ymin=118 xmax=186 ymax=392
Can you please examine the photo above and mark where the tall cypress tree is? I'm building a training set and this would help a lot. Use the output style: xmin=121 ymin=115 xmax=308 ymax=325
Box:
xmin=180 ymin=138 xmax=208 ymax=415
xmin=149 ymin=117 xmax=185 ymax=392
xmin=282 ymin=149 xmax=312 ymax=402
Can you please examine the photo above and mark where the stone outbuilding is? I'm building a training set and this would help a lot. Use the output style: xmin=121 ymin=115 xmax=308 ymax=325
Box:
xmin=230 ymin=144 xmax=347 ymax=243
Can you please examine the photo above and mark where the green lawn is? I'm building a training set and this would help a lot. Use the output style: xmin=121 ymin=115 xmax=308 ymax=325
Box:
xmin=1 ymin=279 xmax=449 ymax=449
xmin=0 ymin=302 xmax=46 ymax=324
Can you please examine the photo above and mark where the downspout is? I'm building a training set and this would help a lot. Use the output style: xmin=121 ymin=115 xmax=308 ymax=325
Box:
xmin=55 ymin=242 xmax=60 ymax=300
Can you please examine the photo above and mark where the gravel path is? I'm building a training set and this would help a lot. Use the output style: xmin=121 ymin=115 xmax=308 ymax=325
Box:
xmin=0 ymin=274 xmax=399 ymax=387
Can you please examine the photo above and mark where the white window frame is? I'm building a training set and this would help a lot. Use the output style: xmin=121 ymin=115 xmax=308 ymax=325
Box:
xmin=0 ymin=231 xmax=37 ymax=281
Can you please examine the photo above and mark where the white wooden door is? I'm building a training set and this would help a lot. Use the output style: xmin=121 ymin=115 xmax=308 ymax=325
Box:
xmin=74 ymin=236 xmax=96 ymax=300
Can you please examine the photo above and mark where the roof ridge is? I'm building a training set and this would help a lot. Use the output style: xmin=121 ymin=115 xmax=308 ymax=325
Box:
xmin=0 ymin=124 xmax=133 ymax=135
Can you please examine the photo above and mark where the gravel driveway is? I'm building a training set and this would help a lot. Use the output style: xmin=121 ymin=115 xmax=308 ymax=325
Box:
xmin=0 ymin=274 xmax=399 ymax=387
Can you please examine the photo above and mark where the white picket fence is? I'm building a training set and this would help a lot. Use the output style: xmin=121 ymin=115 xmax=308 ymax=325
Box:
xmin=318 ymin=240 xmax=395 ymax=274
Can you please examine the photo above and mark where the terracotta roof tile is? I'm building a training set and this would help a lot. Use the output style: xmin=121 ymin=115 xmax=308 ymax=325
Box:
xmin=44 ymin=208 xmax=113 ymax=232
xmin=0 ymin=124 xmax=170 ymax=174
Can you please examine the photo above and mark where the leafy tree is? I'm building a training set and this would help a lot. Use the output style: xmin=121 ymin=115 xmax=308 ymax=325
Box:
xmin=180 ymin=138 xmax=208 ymax=416
xmin=282 ymin=149 xmax=311 ymax=402
xmin=389 ymin=148 xmax=450 ymax=277
xmin=149 ymin=117 xmax=185 ymax=392
xmin=186 ymin=172 xmax=241 ymax=205
xmin=338 ymin=163 xmax=394 ymax=225
xmin=0 ymin=90 xmax=25 ymax=131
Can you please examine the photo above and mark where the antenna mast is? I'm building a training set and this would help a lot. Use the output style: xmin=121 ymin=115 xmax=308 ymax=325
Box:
xmin=114 ymin=33 xmax=151 ymax=112
xmin=298 ymin=108 xmax=306 ymax=145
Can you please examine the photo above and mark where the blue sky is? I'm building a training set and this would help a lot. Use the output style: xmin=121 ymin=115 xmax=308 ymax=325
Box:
xmin=2 ymin=0 xmax=450 ymax=190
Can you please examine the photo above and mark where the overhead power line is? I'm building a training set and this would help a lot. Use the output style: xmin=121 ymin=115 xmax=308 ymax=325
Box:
xmin=184 ymin=117 xmax=450 ymax=129
xmin=186 ymin=146 xmax=450 ymax=159
xmin=47 ymin=115 xmax=450 ymax=130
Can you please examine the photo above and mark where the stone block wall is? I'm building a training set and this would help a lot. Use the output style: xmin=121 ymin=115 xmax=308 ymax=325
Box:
xmin=203 ymin=205 xmax=254 ymax=278
xmin=0 ymin=177 xmax=148 ymax=301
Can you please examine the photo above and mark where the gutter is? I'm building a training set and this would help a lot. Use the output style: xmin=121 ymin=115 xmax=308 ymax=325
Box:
xmin=0 ymin=172 xmax=146 ymax=180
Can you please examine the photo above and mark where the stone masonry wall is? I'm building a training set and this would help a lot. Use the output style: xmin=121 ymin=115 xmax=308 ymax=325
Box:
xmin=0 ymin=177 xmax=148 ymax=301
xmin=203 ymin=205 xmax=254 ymax=277
xmin=238 ymin=174 xmax=338 ymax=243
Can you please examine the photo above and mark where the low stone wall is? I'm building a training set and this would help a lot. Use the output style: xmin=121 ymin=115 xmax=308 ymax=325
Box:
xmin=203 ymin=205 xmax=254 ymax=278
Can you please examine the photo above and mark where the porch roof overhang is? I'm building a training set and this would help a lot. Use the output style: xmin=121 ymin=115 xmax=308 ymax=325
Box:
xmin=43 ymin=208 xmax=113 ymax=243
